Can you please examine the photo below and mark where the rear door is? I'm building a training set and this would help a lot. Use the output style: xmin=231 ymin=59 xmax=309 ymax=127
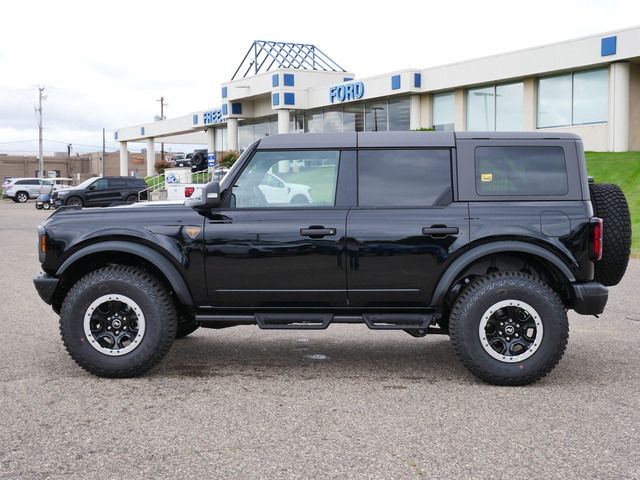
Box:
xmin=346 ymin=148 xmax=469 ymax=307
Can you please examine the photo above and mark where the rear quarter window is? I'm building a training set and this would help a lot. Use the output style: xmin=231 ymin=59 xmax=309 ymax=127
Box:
xmin=475 ymin=146 xmax=568 ymax=196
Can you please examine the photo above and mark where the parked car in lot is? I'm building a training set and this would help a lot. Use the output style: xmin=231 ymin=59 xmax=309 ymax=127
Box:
xmin=170 ymin=154 xmax=190 ymax=168
xmin=51 ymin=176 xmax=149 ymax=207
xmin=2 ymin=177 xmax=55 ymax=203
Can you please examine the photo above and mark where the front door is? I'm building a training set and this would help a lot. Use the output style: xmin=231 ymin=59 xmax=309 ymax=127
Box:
xmin=204 ymin=149 xmax=348 ymax=308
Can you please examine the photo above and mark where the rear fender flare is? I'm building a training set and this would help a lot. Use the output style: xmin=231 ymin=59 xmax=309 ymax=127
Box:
xmin=430 ymin=241 xmax=575 ymax=308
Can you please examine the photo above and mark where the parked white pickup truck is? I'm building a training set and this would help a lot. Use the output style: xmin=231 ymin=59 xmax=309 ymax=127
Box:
xmin=166 ymin=169 xmax=313 ymax=205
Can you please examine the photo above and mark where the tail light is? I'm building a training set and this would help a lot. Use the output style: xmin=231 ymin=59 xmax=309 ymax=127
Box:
xmin=185 ymin=187 xmax=195 ymax=198
xmin=590 ymin=217 xmax=603 ymax=261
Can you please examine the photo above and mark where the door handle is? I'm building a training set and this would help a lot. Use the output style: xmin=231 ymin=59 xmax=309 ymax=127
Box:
xmin=422 ymin=226 xmax=459 ymax=237
xmin=300 ymin=227 xmax=337 ymax=237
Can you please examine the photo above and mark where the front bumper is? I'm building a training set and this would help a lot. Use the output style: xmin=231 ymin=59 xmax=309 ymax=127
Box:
xmin=33 ymin=272 xmax=60 ymax=305
xmin=571 ymin=281 xmax=608 ymax=316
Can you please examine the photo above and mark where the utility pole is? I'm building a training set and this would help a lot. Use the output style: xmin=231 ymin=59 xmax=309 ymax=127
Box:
xmin=158 ymin=96 xmax=168 ymax=162
xmin=36 ymin=86 xmax=47 ymax=178
xmin=67 ymin=143 xmax=72 ymax=177
xmin=102 ymin=128 xmax=106 ymax=177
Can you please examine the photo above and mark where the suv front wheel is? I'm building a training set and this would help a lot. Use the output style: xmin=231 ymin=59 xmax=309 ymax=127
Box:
xmin=449 ymin=271 xmax=568 ymax=386
xmin=59 ymin=266 xmax=177 ymax=377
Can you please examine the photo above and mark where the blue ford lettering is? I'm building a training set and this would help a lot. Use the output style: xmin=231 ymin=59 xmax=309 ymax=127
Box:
xmin=329 ymin=82 xmax=364 ymax=103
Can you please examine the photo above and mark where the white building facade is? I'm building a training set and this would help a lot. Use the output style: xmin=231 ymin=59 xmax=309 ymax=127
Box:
xmin=116 ymin=27 xmax=640 ymax=176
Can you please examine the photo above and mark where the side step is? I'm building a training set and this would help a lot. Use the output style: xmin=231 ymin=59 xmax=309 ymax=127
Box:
xmin=361 ymin=313 xmax=433 ymax=330
xmin=255 ymin=313 xmax=332 ymax=329
xmin=196 ymin=313 xmax=435 ymax=330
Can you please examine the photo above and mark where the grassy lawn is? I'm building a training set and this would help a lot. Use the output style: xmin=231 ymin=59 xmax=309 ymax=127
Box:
xmin=585 ymin=152 xmax=640 ymax=257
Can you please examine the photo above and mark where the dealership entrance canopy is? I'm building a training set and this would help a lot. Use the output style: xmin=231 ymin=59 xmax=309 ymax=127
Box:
xmin=115 ymin=27 xmax=640 ymax=176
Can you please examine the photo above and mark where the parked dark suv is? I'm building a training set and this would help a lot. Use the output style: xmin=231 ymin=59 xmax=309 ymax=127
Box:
xmin=33 ymin=132 xmax=631 ymax=385
xmin=51 ymin=176 xmax=149 ymax=207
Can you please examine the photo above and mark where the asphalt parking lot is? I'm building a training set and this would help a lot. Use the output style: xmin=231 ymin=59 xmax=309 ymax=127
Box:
xmin=1 ymin=199 xmax=639 ymax=480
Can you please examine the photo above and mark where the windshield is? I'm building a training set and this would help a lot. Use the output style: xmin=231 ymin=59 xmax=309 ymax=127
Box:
xmin=218 ymin=142 xmax=258 ymax=191
xmin=75 ymin=177 xmax=100 ymax=189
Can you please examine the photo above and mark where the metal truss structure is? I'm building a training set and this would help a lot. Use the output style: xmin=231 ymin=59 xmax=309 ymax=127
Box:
xmin=231 ymin=41 xmax=346 ymax=80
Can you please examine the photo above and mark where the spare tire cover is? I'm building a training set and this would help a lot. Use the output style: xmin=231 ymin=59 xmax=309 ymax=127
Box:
xmin=589 ymin=183 xmax=631 ymax=286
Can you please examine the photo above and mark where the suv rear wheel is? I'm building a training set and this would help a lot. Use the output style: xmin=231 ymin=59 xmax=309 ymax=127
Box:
xmin=15 ymin=192 xmax=29 ymax=203
xmin=449 ymin=271 xmax=568 ymax=386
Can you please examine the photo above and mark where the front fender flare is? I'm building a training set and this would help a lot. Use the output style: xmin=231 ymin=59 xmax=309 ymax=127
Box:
xmin=57 ymin=240 xmax=194 ymax=307
xmin=430 ymin=241 xmax=576 ymax=308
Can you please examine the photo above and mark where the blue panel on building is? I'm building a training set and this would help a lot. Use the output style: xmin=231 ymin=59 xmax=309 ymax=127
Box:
xmin=114 ymin=132 xmax=118 ymax=140
xmin=272 ymin=93 xmax=280 ymax=106
xmin=284 ymin=74 xmax=294 ymax=86
xmin=414 ymin=73 xmax=421 ymax=88
xmin=222 ymin=104 xmax=228 ymax=115
xmin=141 ymin=127 xmax=145 ymax=135
xmin=222 ymin=87 xmax=227 ymax=98
xmin=193 ymin=115 xmax=198 ymax=125
xmin=272 ymin=74 xmax=279 ymax=87
xmin=231 ymin=103 xmax=242 ymax=115
xmin=601 ymin=36 xmax=617 ymax=56
xmin=284 ymin=92 xmax=295 ymax=105
xmin=392 ymin=75 xmax=401 ymax=90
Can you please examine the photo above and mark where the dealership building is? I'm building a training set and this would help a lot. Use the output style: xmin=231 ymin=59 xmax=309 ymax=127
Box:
xmin=115 ymin=26 xmax=640 ymax=177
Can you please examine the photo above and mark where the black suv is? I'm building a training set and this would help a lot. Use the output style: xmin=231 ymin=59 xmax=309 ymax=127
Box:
xmin=51 ymin=176 xmax=149 ymax=207
xmin=33 ymin=132 xmax=631 ymax=385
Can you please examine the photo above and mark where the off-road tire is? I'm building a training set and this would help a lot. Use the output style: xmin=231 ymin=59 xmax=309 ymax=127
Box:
xmin=449 ymin=271 xmax=568 ymax=386
xmin=589 ymin=183 xmax=631 ymax=286
xmin=59 ymin=266 xmax=177 ymax=377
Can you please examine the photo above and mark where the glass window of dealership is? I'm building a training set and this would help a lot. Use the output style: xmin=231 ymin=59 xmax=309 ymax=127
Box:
xmin=230 ymin=66 xmax=610 ymax=152
xmin=235 ymin=96 xmax=411 ymax=151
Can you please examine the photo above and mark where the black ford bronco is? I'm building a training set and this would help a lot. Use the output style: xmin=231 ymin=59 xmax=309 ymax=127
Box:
xmin=33 ymin=132 xmax=631 ymax=385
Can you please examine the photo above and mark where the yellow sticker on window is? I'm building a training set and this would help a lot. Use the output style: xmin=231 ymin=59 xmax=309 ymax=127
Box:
xmin=481 ymin=174 xmax=493 ymax=182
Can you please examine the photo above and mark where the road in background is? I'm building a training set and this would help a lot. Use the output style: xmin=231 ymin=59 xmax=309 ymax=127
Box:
xmin=1 ymin=200 xmax=639 ymax=479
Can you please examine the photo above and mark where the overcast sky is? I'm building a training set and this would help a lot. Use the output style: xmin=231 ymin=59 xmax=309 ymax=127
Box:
xmin=1 ymin=0 xmax=638 ymax=155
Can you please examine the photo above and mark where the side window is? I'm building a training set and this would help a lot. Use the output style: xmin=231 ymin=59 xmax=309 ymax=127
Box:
xmin=475 ymin=146 xmax=568 ymax=196
xmin=230 ymin=150 xmax=340 ymax=208
xmin=358 ymin=149 xmax=452 ymax=207
xmin=108 ymin=179 xmax=127 ymax=188
xmin=93 ymin=179 xmax=108 ymax=189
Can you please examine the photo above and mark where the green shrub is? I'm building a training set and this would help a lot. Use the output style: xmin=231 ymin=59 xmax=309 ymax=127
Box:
xmin=154 ymin=159 xmax=173 ymax=174
xmin=219 ymin=150 xmax=240 ymax=168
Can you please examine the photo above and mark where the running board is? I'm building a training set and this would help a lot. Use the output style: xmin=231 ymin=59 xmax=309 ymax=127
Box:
xmin=361 ymin=313 xmax=433 ymax=330
xmin=196 ymin=313 xmax=434 ymax=330
xmin=255 ymin=313 xmax=333 ymax=329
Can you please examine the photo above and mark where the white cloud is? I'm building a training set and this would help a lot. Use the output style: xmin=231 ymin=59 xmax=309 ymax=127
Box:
xmin=1 ymin=0 xmax=638 ymax=153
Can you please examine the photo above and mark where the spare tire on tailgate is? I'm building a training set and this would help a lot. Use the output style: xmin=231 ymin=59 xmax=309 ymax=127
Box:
xmin=191 ymin=152 xmax=206 ymax=168
xmin=589 ymin=183 xmax=631 ymax=286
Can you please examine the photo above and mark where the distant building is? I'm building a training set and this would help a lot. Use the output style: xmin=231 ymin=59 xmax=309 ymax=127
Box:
xmin=116 ymin=26 xmax=640 ymax=176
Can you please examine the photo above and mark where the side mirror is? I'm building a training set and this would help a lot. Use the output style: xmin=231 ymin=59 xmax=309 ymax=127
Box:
xmin=186 ymin=180 xmax=221 ymax=211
